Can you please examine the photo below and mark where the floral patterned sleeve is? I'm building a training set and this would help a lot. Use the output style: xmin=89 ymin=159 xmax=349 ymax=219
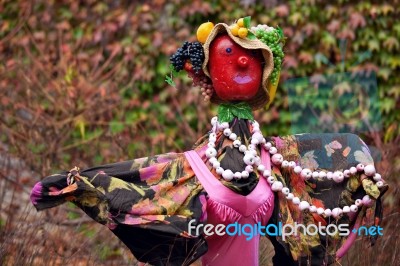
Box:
xmin=30 ymin=152 xmax=208 ymax=265
xmin=267 ymin=133 xmax=388 ymax=265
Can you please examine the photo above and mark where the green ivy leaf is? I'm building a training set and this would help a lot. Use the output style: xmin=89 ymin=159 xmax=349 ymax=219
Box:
xmin=314 ymin=53 xmax=330 ymax=68
xmin=322 ymin=32 xmax=336 ymax=48
xmin=393 ymin=23 xmax=400 ymax=37
xmin=368 ymin=40 xmax=380 ymax=52
xmin=243 ymin=16 xmax=251 ymax=28
xmin=354 ymin=51 xmax=372 ymax=65
xmin=73 ymin=27 xmax=84 ymax=40
xmin=378 ymin=68 xmax=391 ymax=81
xmin=217 ymin=102 xmax=254 ymax=123
xmin=389 ymin=56 xmax=400 ymax=68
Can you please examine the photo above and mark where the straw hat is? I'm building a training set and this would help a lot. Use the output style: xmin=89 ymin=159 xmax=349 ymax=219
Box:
xmin=201 ymin=23 xmax=275 ymax=110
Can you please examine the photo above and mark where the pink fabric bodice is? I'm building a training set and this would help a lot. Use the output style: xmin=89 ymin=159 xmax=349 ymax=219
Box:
xmin=185 ymin=150 xmax=274 ymax=266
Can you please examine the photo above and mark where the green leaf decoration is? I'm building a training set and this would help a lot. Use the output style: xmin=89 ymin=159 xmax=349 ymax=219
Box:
xmin=247 ymin=31 xmax=257 ymax=40
xmin=170 ymin=64 xmax=179 ymax=76
xmin=243 ymin=16 xmax=251 ymax=28
xmin=165 ymin=64 xmax=177 ymax=87
xmin=217 ymin=102 xmax=254 ymax=123
xmin=165 ymin=75 xmax=176 ymax=87
xmin=218 ymin=106 xmax=234 ymax=123
xmin=277 ymin=26 xmax=284 ymax=39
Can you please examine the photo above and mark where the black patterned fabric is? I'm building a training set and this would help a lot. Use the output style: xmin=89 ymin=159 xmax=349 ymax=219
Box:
xmin=30 ymin=119 xmax=387 ymax=265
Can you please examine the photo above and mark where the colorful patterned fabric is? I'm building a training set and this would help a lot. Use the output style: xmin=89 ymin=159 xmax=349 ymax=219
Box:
xmin=30 ymin=119 xmax=388 ymax=265
xmin=268 ymin=133 xmax=387 ymax=265
xmin=31 ymin=152 xmax=208 ymax=265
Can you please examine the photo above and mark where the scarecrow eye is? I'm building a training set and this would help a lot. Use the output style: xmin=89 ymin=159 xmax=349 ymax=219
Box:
xmin=225 ymin=47 xmax=232 ymax=54
xmin=248 ymin=50 xmax=261 ymax=58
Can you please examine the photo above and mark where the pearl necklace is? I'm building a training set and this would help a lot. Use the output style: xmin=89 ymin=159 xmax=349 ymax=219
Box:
xmin=204 ymin=117 xmax=384 ymax=218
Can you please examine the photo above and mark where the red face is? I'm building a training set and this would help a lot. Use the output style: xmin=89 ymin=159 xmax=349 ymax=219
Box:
xmin=208 ymin=34 xmax=263 ymax=101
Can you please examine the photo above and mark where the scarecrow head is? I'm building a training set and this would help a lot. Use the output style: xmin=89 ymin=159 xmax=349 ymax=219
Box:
xmin=169 ymin=17 xmax=285 ymax=110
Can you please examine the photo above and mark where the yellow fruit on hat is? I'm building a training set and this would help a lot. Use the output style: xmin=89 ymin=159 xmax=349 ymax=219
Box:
xmin=229 ymin=24 xmax=240 ymax=36
xmin=237 ymin=18 xmax=244 ymax=27
xmin=238 ymin=27 xmax=248 ymax=38
xmin=197 ymin=22 xmax=214 ymax=43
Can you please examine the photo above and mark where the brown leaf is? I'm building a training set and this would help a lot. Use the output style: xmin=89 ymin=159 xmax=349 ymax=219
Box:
xmin=383 ymin=37 xmax=400 ymax=52
xmin=283 ymin=55 xmax=298 ymax=68
xmin=105 ymin=22 xmax=118 ymax=32
xmin=141 ymin=4 xmax=151 ymax=12
xmin=337 ymin=28 xmax=355 ymax=40
xmin=292 ymin=32 xmax=304 ymax=45
xmin=325 ymin=6 xmax=339 ymax=18
xmin=351 ymin=63 xmax=379 ymax=77
xmin=298 ymin=51 xmax=313 ymax=64
xmin=275 ymin=4 xmax=289 ymax=17
xmin=6 ymin=59 xmax=16 ymax=68
xmin=283 ymin=27 xmax=294 ymax=37
xmin=369 ymin=6 xmax=379 ymax=19
xmin=310 ymin=74 xmax=327 ymax=86
xmin=289 ymin=13 xmax=302 ymax=25
xmin=349 ymin=13 xmax=366 ymax=29
xmin=363 ymin=63 xmax=379 ymax=73
xmin=33 ymin=31 xmax=45 ymax=41
xmin=327 ymin=20 xmax=341 ymax=33
xmin=303 ymin=23 xmax=318 ymax=36
xmin=381 ymin=4 xmax=394 ymax=15
xmin=56 ymin=21 xmax=71 ymax=31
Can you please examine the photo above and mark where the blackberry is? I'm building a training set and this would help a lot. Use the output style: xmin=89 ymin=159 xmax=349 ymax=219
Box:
xmin=170 ymin=47 xmax=185 ymax=71
xmin=170 ymin=41 xmax=204 ymax=74
xmin=189 ymin=42 xmax=204 ymax=74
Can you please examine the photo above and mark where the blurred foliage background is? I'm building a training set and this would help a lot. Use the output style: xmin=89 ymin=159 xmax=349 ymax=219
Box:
xmin=0 ymin=0 xmax=399 ymax=265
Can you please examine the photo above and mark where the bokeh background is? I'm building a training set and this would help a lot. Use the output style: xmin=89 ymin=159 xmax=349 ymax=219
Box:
xmin=0 ymin=0 xmax=399 ymax=265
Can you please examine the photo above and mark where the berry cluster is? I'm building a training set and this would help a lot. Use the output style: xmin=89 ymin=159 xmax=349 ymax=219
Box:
xmin=186 ymin=68 xmax=213 ymax=101
xmin=254 ymin=28 xmax=285 ymax=85
xmin=170 ymin=41 xmax=205 ymax=74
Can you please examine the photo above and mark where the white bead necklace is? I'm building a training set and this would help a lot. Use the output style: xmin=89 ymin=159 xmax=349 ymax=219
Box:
xmin=205 ymin=116 xmax=384 ymax=218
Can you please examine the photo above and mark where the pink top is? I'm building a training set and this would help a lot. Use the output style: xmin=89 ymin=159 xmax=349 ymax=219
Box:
xmin=185 ymin=149 xmax=274 ymax=266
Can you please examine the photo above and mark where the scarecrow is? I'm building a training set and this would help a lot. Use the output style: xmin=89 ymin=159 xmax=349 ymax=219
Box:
xmin=31 ymin=17 xmax=387 ymax=266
